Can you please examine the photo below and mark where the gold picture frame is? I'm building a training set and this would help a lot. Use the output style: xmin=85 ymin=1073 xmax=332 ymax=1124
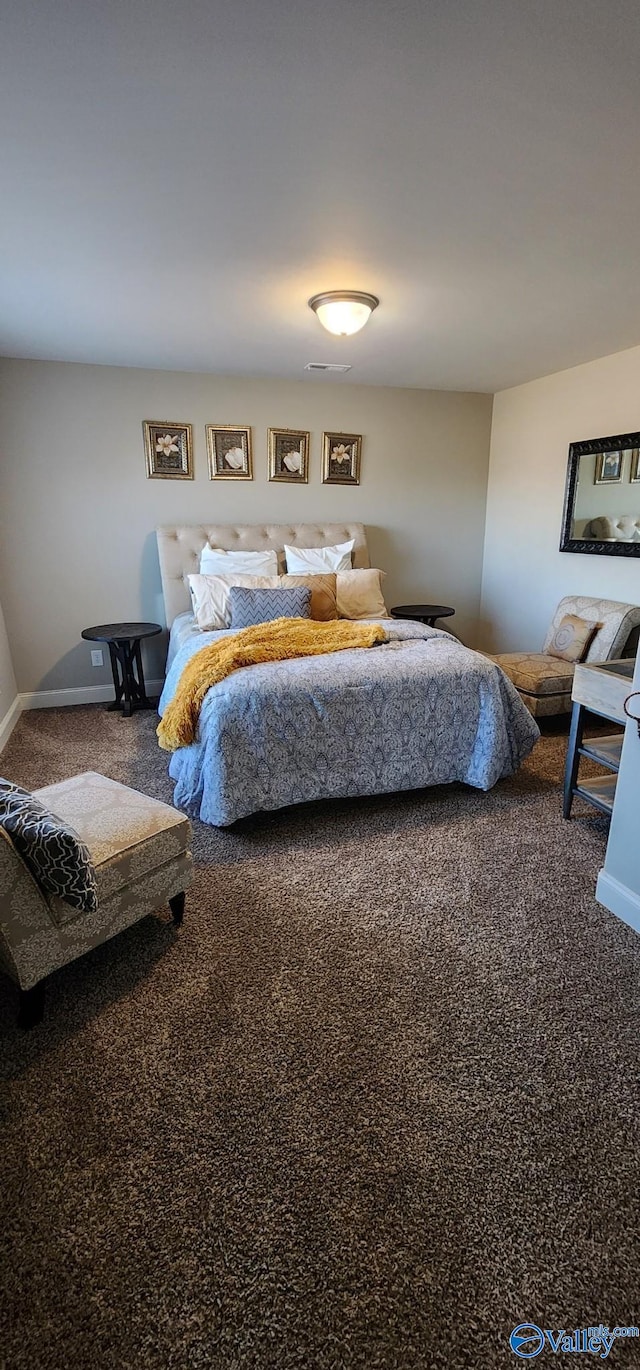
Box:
xmin=322 ymin=432 xmax=362 ymax=486
xmin=143 ymin=421 xmax=193 ymax=480
xmin=206 ymin=425 xmax=253 ymax=480
xmin=268 ymin=428 xmax=310 ymax=483
xmin=630 ymin=449 xmax=640 ymax=483
xmin=594 ymin=451 xmax=623 ymax=484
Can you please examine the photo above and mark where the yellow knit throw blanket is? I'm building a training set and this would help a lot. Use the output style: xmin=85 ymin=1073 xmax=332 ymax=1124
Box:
xmin=157 ymin=616 xmax=387 ymax=752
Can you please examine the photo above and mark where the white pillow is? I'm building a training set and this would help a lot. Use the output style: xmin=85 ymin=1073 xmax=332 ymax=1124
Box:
xmin=284 ymin=539 xmax=354 ymax=574
xmin=336 ymin=569 xmax=388 ymax=620
xmin=187 ymin=573 xmax=280 ymax=630
xmin=200 ymin=546 xmax=279 ymax=577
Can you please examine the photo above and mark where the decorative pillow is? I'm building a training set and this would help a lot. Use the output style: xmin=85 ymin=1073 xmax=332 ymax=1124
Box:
xmin=280 ymin=573 xmax=338 ymax=621
xmin=336 ymin=569 xmax=388 ymax=620
xmin=229 ymin=585 xmax=312 ymax=629
xmin=0 ymin=780 xmax=98 ymax=912
xmin=187 ymin=573 xmax=281 ymax=630
xmin=547 ymin=614 xmax=598 ymax=663
xmin=199 ymin=546 xmax=279 ymax=577
xmin=284 ymin=539 xmax=354 ymax=574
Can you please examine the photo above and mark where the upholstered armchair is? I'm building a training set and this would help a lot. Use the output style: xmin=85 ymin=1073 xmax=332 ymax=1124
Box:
xmin=485 ymin=595 xmax=640 ymax=717
xmin=0 ymin=771 xmax=193 ymax=1026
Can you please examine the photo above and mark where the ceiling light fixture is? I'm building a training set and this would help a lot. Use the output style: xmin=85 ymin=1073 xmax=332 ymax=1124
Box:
xmin=308 ymin=290 xmax=379 ymax=337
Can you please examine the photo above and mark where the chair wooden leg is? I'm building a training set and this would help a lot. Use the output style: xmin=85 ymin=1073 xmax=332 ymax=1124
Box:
xmin=18 ymin=981 xmax=46 ymax=1029
xmin=169 ymin=891 xmax=185 ymax=926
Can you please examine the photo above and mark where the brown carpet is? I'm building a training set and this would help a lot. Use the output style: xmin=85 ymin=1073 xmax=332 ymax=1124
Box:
xmin=1 ymin=707 xmax=639 ymax=1370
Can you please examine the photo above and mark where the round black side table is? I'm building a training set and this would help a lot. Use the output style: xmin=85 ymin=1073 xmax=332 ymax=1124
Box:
xmin=81 ymin=622 xmax=162 ymax=716
xmin=390 ymin=604 xmax=455 ymax=628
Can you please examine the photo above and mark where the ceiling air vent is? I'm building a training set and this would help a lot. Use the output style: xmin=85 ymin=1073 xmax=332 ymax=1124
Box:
xmin=304 ymin=362 xmax=352 ymax=373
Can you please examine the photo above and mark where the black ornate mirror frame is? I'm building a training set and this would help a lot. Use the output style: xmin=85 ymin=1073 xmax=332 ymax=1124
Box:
xmin=560 ymin=430 xmax=640 ymax=557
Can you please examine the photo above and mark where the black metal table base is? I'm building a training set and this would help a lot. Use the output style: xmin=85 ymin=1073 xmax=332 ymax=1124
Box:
xmin=107 ymin=639 xmax=153 ymax=717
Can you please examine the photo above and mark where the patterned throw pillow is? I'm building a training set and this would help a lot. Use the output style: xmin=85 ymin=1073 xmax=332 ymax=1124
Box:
xmin=0 ymin=780 xmax=98 ymax=912
xmin=229 ymin=585 xmax=312 ymax=629
xmin=547 ymin=614 xmax=598 ymax=663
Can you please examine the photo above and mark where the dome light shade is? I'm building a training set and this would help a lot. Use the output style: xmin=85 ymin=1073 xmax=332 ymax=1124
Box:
xmin=308 ymin=290 xmax=379 ymax=336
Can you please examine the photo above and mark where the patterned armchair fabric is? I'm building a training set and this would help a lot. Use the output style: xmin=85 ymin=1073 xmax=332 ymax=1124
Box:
xmin=541 ymin=596 xmax=640 ymax=663
xmin=0 ymin=779 xmax=98 ymax=912
xmin=0 ymin=772 xmax=192 ymax=992
xmin=487 ymin=596 xmax=640 ymax=717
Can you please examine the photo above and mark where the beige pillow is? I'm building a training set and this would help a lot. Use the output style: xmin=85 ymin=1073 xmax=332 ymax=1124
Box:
xmin=336 ymin=568 xmax=388 ymax=620
xmin=548 ymin=613 xmax=598 ymax=663
xmin=187 ymin=573 xmax=280 ymax=630
xmin=280 ymin=574 xmax=337 ymax=621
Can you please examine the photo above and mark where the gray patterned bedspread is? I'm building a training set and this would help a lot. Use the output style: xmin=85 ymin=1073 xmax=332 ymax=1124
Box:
xmin=158 ymin=620 xmax=540 ymax=826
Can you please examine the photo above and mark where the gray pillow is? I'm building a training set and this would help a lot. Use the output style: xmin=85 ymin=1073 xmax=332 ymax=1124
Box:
xmin=0 ymin=779 xmax=98 ymax=912
xmin=229 ymin=585 xmax=312 ymax=629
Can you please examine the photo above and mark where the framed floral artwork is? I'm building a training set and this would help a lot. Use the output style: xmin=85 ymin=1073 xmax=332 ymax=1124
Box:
xmin=206 ymin=425 xmax=253 ymax=480
xmin=594 ymin=451 xmax=623 ymax=484
xmin=322 ymin=432 xmax=361 ymax=486
xmin=268 ymin=428 xmax=310 ymax=483
xmin=630 ymin=449 xmax=640 ymax=483
xmin=143 ymin=421 xmax=193 ymax=479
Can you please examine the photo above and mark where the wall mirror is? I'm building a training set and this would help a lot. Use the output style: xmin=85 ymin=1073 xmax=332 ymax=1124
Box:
xmin=560 ymin=430 xmax=640 ymax=556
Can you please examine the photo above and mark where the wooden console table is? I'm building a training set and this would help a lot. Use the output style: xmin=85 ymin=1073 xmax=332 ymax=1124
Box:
xmin=563 ymin=658 xmax=634 ymax=819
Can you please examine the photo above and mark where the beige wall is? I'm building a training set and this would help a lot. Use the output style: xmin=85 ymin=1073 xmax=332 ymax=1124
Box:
xmin=0 ymin=359 xmax=492 ymax=693
xmin=480 ymin=344 xmax=640 ymax=653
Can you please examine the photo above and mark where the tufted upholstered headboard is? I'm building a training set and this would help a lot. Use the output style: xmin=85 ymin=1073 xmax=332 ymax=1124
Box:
xmin=156 ymin=522 xmax=370 ymax=625
xmin=584 ymin=515 xmax=640 ymax=541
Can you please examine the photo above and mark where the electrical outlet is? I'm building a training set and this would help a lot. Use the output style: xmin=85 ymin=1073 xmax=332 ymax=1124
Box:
xmin=91 ymin=649 xmax=104 ymax=667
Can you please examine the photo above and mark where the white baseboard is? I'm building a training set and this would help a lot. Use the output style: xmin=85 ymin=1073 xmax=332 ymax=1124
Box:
xmin=596 ymin=869 xmax=640 ymax=936
xmin=20 ymin=679 xmax=164 ymax=711
xmin=0 ymin=693 xmax=23 ymax=755
xmin=0 ymin=679 xmax=165 ymax=756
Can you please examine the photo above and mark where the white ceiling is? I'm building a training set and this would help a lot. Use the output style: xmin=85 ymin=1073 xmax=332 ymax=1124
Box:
xmin=2 ymin=0 xmax=640 ymax=392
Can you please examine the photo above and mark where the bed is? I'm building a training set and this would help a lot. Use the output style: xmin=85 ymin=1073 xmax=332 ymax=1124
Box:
xmin=156 ymin=522 xmax=539 ymax=826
